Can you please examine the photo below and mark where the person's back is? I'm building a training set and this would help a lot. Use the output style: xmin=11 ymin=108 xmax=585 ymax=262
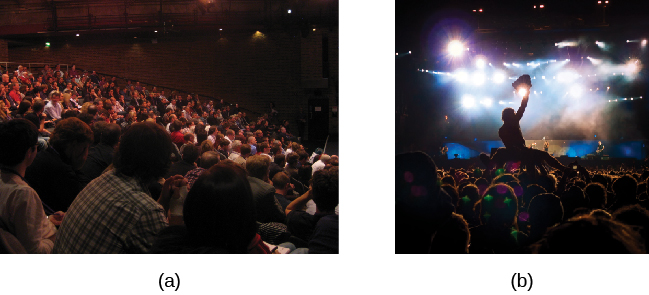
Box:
xmin=53 ymin=122 xmax=173 ymax=253
xmin=0 ymin=119 xmax=58 ymax=253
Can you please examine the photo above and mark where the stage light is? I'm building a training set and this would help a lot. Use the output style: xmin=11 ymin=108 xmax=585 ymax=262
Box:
xmin=409 ymin=51 xmax=411 ymax=54
xmin=598 ymin=1 xmax=601 ymax=3
xmin=479 ymin=9 xmax=483 ymax=12
xmin=473 ymin=72 xmax=486 ymax=86
xmin=288 ymin=9 xmax=291 ymax=13
xmin=542 ymin=76 xmax=545 ymax=79
xmin=455 ymin=70 xmax=469 ymax=83
xmin=540 ymin=5 xmax=544 ymax=8
xmin=45 ymin=42 xmax=50 ymax=46
xmin=534 ymin=5 xmax=537 ymax=8
xmin=493 ymin=71 xmax=506 ymax=84
xmin=627 ymin=40 xmax=630 ymax=43
xmin=517 ymin=87 xmax=529 ymax=97
xmin=476 ymin=58 xmax=486 ymax=68
xmin=462 ymin=95 xmax=475 ymax=108
xmin=448 ymin=40 xmax=464 ymax=57
xmin=481 ymin=98 xmax=493 ymax=107
xmin=570 ymin=85 xmax=584 ymax=98
xmin=76 ymin=34 xmax=79 ymax=37
xmin=642 ymin=40 xmax=647 ymax=46
xmin=499 ymin=101 xmax=505 ymax=105
xmin=534 ymin=90 xmax=537 ymax=94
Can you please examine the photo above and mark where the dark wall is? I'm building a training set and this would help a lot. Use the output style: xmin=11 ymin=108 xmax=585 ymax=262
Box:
xmin=8 ymin=28 xmax=338 ymax=134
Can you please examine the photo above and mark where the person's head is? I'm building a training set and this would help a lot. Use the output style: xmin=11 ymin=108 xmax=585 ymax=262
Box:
xmin=0 ymin=119 xmax=39 ymax=167
xmin=198 ymin=151 xmax=220 ymax=169
xmin=246 ymin=154 xmax=271 ymax=181
xmin=429 ymin=213 xmax=471 ymax=254
xmin=273 ymin=153 xmax=286 ymax=167
xmin=528 ymin=193 xmax=564 ymax=236
xmin=226 ymin=129 xmax=235 ymax=139
xmin=585 ymin=182 xmax=607 ymax=210
xmin=101 ymin=123 xmax=121 ymax=147
xmin=502 ymin=107 xmax=518 ymax=122
xmin=475 ymin=183 xmax=519 ymax=229
xmin=258 ymin=142 xmax=269 ymax=153
xmin=613 ymin=174 xmax=638 ymax=203
xmin=113 ymin=122 xmax=173 ymax=183
xmin=248 ymin=136 xmax=257 ymax=145
xmin=613 ymin=204 xmax=649 ymax=245
xmin=182 ymin=162 xmax=257 ymax=253
xmin=183 ymin=133 xmax=194 ymax=144
xmin=272 ymin=171 xmax=291 ymax=191
xmin=49 ymin=117 xmax=94 ymax=170
xmin=182 ymin=144 xmax=200 ymax=164
xmin=17 ymin=100 xmax=32 ymax=115
xmin=311 ymin=167 xmax=339 ymax=214
xmin=226 ymin=139 xmax=240 ymax=152
xmin=240 ymin=144 xmax=251 ymax=158
xmin=286 ymin=152 xmax=299 ymax=167
xmin=532 ymin=215 xmax=645 ymax=254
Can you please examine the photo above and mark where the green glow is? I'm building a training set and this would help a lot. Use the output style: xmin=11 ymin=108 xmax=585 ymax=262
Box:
xmin=45 ymin=42 xmax=50 ymax=46
xmin=496 ymin=169 xmax=505 ymax=176
xmin=511 ymin=229 xmax=519 ymax=243
xmin=484 ymin=194 xmax=493 ymax=202
xmin=462 ymin=196 xmax=471 ymax=204
xmin=504 ymin=197 xmax=512 ymax=207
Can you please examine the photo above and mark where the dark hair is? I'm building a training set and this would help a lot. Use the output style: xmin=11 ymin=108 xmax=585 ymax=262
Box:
xmin=240 ymin=144 xmax=251 ymax=156
xmin=77 ymin=112 xmax=94 ymax=125
xmin=475 ymin=183 xmax=519 ymax=229
xmin=429 ymin=213 xmax=470 ymax=254
xmin=17 ymin=100 xmax=32 ymax=115
xmin=182 ymin=162 xmax=257 ymax=253
xmin=273 ymin=154 xmax=285 ymax=166
xmin=182 ymin=144 xmax=200 ymax=164
xmin=32 ymin=98 xmax=45 ymax=113
xmin=0 ymin=119 xmax=38 ymax=166
xmin=286 ymin=152 xmax=299 ymax=166
xmin=101 ymin=123 xmax=121 ymax=147
xmin=585 ymin=182 xmax=607 ymax=210
xmin=49 ymin=117 xmax=94 ymax=152
xmin=92 ymin=121 xmax=109 ymax=145
xmin=312 ymin=167 xmax=339 ymax=212
xmin=113 ymin=122 xmax=172 ymax=182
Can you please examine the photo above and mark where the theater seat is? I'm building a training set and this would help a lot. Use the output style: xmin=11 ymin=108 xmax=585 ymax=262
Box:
xmin=0 ymin=228 xmax=27 ymax=254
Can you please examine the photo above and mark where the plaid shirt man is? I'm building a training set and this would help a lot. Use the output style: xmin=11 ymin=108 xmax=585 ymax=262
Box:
xmin=53 ymin=169 xmax=168 ymax=253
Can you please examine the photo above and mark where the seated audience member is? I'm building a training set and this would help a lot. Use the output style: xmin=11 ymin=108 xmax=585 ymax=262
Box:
xmin=532 ymin=215 xmax=645 ymax=254
xmin=560 ymin=186 xmax=588 ymax=220
xmin=272 ymin=172 xmax=294 ymax=211
xmin=285 ymin=167 xmax=339 ymax=253
xmin=0 ymin=119 xmax=60 ymax=253
xmin=53 ymin=122 xmax=177 ymax=253
xmin=312 ymin=154 xmax=330 ymax=175
xmin=43 ymin=91 xmax=63 ymax=122
xmin=185 ymin=151 xmax=220 ymax=191
xmin=150 ymin=162 xmax=280 ymax=254
xmin=234 ymin=144 xmax=251 ymax=168
xmin=166 ymin=143 xmax=199 ymax=179
xmin=429 ymin=213 xmax=470 ymax=254
xmin=527 ymin=193 xmax=564 ymax=244
xmin=228 ymin=140 xmax=243 ymax=161
xmin=25 ymin=117 xmax=93 ymax=213
xmin=246 ymin=154 xmax=285 ymax=224
xmin=80 ymin=123 xmax=121 ymax=187
xmin=269 ymin=154 xmax=286 ymax=180
xmin=470 ymin=183 xmax=528 ymax=253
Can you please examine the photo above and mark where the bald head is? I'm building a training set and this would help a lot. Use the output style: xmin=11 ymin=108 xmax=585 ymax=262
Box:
xmin=320 ymin=154 xmax=331 ymax=163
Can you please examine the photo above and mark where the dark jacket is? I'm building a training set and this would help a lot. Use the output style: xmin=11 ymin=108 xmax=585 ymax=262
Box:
xmin=24 ymin=146 xmax=84 ymax=213
xmin=165 ymin=161 xmax=196 ymax=179
xmin=247 ymin=176 xmax=285 ymax=223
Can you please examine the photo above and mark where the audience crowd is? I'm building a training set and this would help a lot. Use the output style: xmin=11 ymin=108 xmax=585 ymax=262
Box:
xmin=0 ymin=65 xmax=339 ymax=254
xmin=396 ymin=151 xmax=649 ymax=254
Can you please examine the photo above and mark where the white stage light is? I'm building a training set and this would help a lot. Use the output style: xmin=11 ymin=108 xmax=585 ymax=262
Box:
xmin=455 ymin=70 xmax=469 ymax=83
xmin=448 ymin=40 xmax=464 ymax=57
xmin=481 ymin=98 xmax=493 ymax=107
xmin=498 ymin=101 xmax=505 ymax=105
xmin=462 ymin=95 xmax=475 ymax=108
xmin=472 ymin=72 xmax=486 ymax=86
xmin=570 ymin=85 xmax=583 ymax=98
xmin=476 ymin=58 xmax=486 ymax=68
xmin=493 ymin=72 xmax=506 ymax=84
xmin=557 ymin=71 xmax=579 ymax=83
xmin=542 ymin=76 xmax=545 ymax=79
xmin=643 ymin=40 xmax=647 ymax=46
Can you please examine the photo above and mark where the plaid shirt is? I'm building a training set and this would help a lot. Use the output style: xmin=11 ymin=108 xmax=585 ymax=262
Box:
xmin=53 ymin=170 xmax=168 ymax=254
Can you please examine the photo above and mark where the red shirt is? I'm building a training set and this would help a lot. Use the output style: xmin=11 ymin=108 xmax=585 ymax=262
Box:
xmin=170 ymin=131 xmax=185 ymax=147
xmin=9 ymin=90 xmax=21 ymax=103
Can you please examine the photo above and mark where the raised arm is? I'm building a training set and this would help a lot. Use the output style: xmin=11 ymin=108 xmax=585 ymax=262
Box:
xmin=516 ymin=93 xmax=529 ymax=121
